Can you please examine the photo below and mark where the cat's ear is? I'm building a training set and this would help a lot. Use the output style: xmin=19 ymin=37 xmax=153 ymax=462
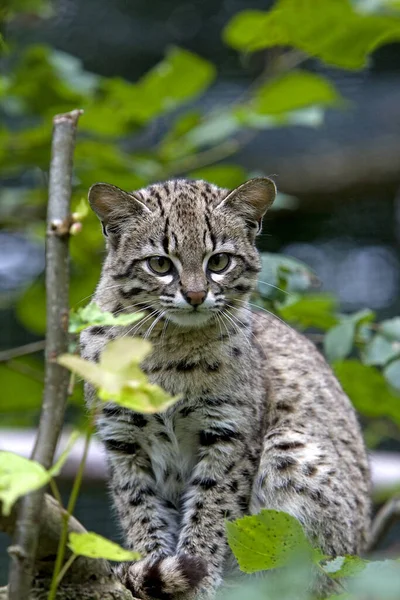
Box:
xmin=88 ymin=183 xmax=150 ymax=238
xmin=217 ymin=177 xmax=276 ymax=233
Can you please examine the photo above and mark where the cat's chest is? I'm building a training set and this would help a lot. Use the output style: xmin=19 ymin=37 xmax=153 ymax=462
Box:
xmin=143 ymin=407 xmax=203 ymax=503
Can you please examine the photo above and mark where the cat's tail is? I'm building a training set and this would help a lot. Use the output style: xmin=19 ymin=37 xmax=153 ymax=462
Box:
xmin=118 ymin=554 xmax=208 ymax=599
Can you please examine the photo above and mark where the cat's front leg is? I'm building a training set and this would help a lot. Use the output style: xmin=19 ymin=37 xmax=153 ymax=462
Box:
xmin=171 ymin=436 xmax=254 ymax=600
xmin=106 ymin=444 xmax=178 ymax=598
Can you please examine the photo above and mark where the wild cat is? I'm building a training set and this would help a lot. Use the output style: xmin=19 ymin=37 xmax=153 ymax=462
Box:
xmin=80 ymin=177 xmax=370 ymax=599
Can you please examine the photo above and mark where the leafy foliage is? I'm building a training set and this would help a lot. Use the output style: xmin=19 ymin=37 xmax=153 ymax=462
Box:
xmin=68 ymin=532 xmax=140 ymax=561
xmin=0 ymin=431 xmax=78 ymax=515
xmin=223 ymin=0 xmax=400 ymax=69
xmin=59 ymin=337 xmax=179 ymax=413
xmin=69 ymin=302 xmax=144 ymax=334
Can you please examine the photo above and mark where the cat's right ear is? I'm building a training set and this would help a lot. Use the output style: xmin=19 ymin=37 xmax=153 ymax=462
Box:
xmin=88 ymin=183 xmax=150 ymax=239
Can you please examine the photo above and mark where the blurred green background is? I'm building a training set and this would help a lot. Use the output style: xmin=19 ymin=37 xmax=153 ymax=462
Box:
xmin=1 ymin=0 xmax=400 ymax=586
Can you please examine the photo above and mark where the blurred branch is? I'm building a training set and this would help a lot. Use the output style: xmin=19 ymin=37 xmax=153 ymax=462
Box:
xmin=0 ymin=341 xmax=46 ymax=362
xmin=7 ymin=109 xmax=82 ymax=600
xmin=368 ymin=494 xmax=400 ymax=552
xmin=0 ymin=495 xmax=134 ymax=600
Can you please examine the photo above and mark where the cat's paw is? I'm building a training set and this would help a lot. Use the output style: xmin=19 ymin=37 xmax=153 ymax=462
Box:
xmin=120 ymin=554 xmax=208 ymax=599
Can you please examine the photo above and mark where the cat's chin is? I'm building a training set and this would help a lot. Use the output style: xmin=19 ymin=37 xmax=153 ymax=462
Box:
xmin=167 ymin=310 xmax=214 ymax=328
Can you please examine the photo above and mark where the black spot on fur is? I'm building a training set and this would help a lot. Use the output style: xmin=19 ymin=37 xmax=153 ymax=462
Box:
xmin=199 ymin=428 xmax=240 ymax=446
xmin=180 ymin=406 xmax=194 ymax=417
xmin=192 ymin=477 xmax=217 ymax=490
xmin=130 ymin=413 xmax=148 ymax=428
xmin=172 ymin=361 xmax=198 ymax=372
xmin=89 ymin=326 xmax=107 ymax=336
xmin=231 ymin=347 xmax=242 ymax=357
xmin=274 ymin=441 xmax=305 ymax=451
xmin=275 ymin=456 xmax=298 ymax=471
xmin=229 ymin=480 xmax=239 ymax=493
xmin=276 ymin=401 xmax=294 ymax=412
xmin=105 ymin=439 xmax=138 ymax=455
xmin=129 ymin=486 xmax=156 ymax=507
xmin=207 ymin=361 xmax=221 ymax=372
xmin=304 ymin=464 xmax=318 ymax=477
xmin=119 ymin=287 xmax=144 ymax=299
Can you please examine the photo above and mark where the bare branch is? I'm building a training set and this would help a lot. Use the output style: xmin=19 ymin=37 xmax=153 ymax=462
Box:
xmin=7 ymin=109 xmax=83 ymax=600
xmin=0 ymin=341 xmax=46 ymax=362
xmin=367 ymin=494 xmax=400 ymax=553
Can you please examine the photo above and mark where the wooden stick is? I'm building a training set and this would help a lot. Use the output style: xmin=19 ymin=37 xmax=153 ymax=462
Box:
xmin=7 ymin=109 xmax=82 ymax=600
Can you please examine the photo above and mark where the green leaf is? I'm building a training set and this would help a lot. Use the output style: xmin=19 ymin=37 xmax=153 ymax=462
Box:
xmin=184 ymin=112 xmax=240 ymax=147
xmin=223 ymin=0 xmax=400 ymax=70
xmin=58 ymin=338 xmax=179 ymax=413
xmin=254 ymin=71 xmax=343 ymax=115
xmin=384 ymin=359 xmax=400 ymax=391
xmin=0 ymin=432 xmax=78 ymax=515
xmin=279 ymin=295 xmax=338 ymax=330
xmin=226 ymin=509 xmax=317 ymax=573
xmin=68 ymin=532 xmax=140 ymax=561
xmin=69 ymin=302 xmax=144 ymax=333
xmin=348 ymin=308 xmax=376 ymax=326
xmin=363 ymin=335 xmax=400 ymax=366
xmin=333 ymin=360 xmax=400 ymax=426
xmin=188 ymin=165 xmax=247 ymax=189
xmin=379 ymin=317 xmax=400 ymax=341
xmin=259 ymin=253 xmax=320 ymax=299
xmin=0 ymin=453 xmax=49 ymax=516
xmin=320 ymin=555 xmax=367 ymax=579
xmin=84 ymin=47 xmax=216 ymax=129
xmin=324 ymin=320 xmax=355 ymax=362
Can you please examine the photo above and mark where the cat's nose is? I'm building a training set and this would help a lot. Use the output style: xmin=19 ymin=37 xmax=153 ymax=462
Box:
xmin=184 ymin=290 xmax=207 ymax=306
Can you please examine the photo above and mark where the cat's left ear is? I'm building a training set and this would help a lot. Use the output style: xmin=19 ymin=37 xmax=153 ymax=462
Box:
xmin=88 ymin=183 xmax=150 ymax=238
xmin=217 ymin=177 xmax=276 ymax=233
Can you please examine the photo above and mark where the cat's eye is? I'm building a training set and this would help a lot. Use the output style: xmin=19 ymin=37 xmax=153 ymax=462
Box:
xmin=147 ymin=256 xmax=173 ymax=275
xmin=207 ymin=253 xmax=231 ymax=273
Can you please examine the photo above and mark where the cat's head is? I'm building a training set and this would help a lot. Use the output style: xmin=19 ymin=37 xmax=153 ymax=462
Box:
xmin=89 ymin=178 xmax=276 ymax=329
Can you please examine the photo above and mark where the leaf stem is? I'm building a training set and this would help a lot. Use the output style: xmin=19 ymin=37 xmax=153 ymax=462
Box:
xmin=47 ymin=422 xmax=93 ymax=600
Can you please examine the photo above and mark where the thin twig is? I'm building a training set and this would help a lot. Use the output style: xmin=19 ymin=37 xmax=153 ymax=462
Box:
xmin=7 ymin=109 xmax=83 ymax=600
xmin=367 ymin=495 xmax=400 ymax=553
xmin=0 ymin=340 xmax=46 ymax=362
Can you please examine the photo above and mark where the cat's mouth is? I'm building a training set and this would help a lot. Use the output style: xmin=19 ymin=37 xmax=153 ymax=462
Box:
xmin=166 ymin=308 xmax=214 ymax=328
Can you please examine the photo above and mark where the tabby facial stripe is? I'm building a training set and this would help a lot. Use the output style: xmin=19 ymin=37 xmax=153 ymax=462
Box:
xmin=192 ymin=477 xmax=217 ymax=490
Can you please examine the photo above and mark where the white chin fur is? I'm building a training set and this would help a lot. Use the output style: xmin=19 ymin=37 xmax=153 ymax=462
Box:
xmin=167 ymin=311 xmax=213 ymax=328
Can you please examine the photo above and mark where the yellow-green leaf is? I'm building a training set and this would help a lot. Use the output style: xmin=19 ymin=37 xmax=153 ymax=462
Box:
xmin=254 ymin=71 xmax=343 ymax=115
xmin=223 ymin=0 xmax=400 ymax=70
xmin=59 ymin=338 xmax=179 ymax=414
xmin=68 ymin=532 xmax=140 ymax=561
xmin=0 ymin=452 xmax=50 ymax=516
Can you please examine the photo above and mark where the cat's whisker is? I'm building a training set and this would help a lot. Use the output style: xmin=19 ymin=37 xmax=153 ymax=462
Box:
xmin=122 ymin=309 xmax=160 ymax=339
xmin=222 ymin=307 xmax=254 ymax=353
xmin=256 ymin=280 xmax=291 ymax=296
xmin=233 ymin=299 xmax=294 ymax=333
xmin=144 ymin=310 xmax=166 ymax=340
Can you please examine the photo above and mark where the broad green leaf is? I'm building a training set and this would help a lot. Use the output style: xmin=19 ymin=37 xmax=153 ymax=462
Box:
xmin=188 ymin=165 xmax=247 ymax=189
xmin=384 ymin=359 xmax=400 ymax=391
xmin=58 ymin=338 xmax=179 ymax=413
xmin=69 ymin=302 xmax=144 ymax=333
xmin=333 ymin=360 xmax=400 ymax=425
xmin=83 ymin=47 xmax=216 ymax=130
xmin=0 ymin=453 xmax=50 ymax=516
xmin=324 ymin=320 xmax=355 ymax=363
xmin=68 ymin=532 xmax=140 ymax=561
xmin=348 ymin=308 xmax=376 ymax=326
xmin=223 ymin=0 xmax=400 ymax=70
xmin=320 ymin=555 xmax=367 ymax=579
xmin=380 ymin=317 xmax=400 ymax=341
xmin=184 ymin=112 xmax=239 ymax=147
xmin=226 ymin=509 xmax=317 ymax=573
xmin=279 ymin=295 xmax=338 ymax=330
xmin=363 ymin=335 xmax=400 ymax=366
xmin=254 ymin=71 xmax=342 ymax=115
